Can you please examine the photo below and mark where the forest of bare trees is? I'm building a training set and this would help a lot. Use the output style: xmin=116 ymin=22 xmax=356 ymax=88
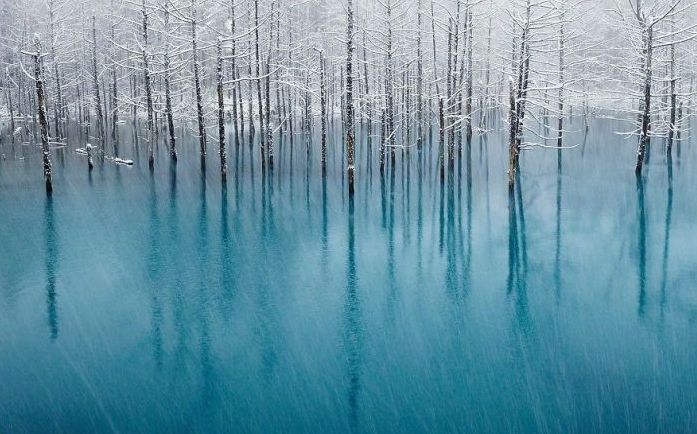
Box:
xmin=1 ymin=0 xmax=696 ymax=194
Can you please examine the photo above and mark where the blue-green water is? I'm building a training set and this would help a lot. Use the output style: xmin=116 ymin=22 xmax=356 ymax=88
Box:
xmin=1 ymin=120 xmax=697 ymax=433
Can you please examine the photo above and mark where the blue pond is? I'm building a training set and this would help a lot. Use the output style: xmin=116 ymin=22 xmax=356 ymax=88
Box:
xmin=1 ymin=119 xmax=697 ymax=433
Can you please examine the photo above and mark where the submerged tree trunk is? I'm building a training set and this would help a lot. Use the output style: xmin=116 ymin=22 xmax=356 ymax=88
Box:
xmin=265 ymin=2 xmax=274 ymax=170
xmin=635 ymin=25 xmax=652 ymax=176
xmin=48 ymin=0 xmax=63 ymax=139
xmin=142 ymin=0 xmax=155 ymax=169
xmin=110 ymin=0 xmax=119 ymax=148
xmin=31 ymin=36 xmax=53 ymax=194
xmin=192 ymin=0 xmax=207 ymax=161
xmin=163 ymin=5 xmax=177 ymax=161
xmin=8 ymin=85 xmax=16 ymax=141
xmin=254 ymin=0 xmax=265 ymax=172
xmin=265 ymin=60 xmax=274 ymax=170
xmin=438 ymin=96 xmax=445 ymax=183
xmin=319 ymin=50 xmax=327 ymax=175
xmin=430 ymin=0 xmax=439 ymax=99
xmin=508 ymin=80 xmax=518 ymax=190
xmin=247 ymin=25 xmax=255 ymax=145
xmin=481 ymin=2 xmax=492 ymax=131
xmin=385 ymin=0 xmax=395 ymax=167
xmin=217 ymin=39 xmax=227 ymax=181
xmin=667 ymin=29 xmax=676 ymax=156
xmin=508 ymin=1 xmax=531 ymax=189
xmin=346 ymin=0 xmax=355 ymax=195
xmin=229 ymin=0 xmax=240 ymax=151
xmin=465 ymin=8 xmax=473 ymax=145
xmin=90 ymin=15 xmax=104 ymax=162
xmin=416 ymin=0 xmax=423 ymax=150
xmin=557 ymin=4 xmax=565 ymax=148
xmin=362 ymin=31 xmax=371 ymax=153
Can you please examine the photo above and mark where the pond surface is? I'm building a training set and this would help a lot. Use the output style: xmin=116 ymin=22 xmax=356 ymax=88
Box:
xmin=1 ymin=118 xmax=697 ymax=433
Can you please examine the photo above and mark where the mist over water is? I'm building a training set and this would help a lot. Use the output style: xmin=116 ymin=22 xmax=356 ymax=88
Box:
xmin=1 ymin=118 xmax=697 ymax=433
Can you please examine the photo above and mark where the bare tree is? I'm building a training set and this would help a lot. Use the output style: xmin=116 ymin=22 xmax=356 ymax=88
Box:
xmin=191 ymin=0 xmax=206 ymax=161
xmin=346 ymin=0 xmax=356 ymax=194
xmin=24 ymin=35 xmax=53 ymax=193
xmin=142 ymin=0 xmax=155 ymax=169
xmin=217 ymin=38 xmax=227 ymax=180
xmin=90 ymin=15 xmax=104 ymax=163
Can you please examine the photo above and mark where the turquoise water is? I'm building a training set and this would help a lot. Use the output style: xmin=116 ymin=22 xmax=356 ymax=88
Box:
xmin=1 ymin=119 xmax=697 ymax=433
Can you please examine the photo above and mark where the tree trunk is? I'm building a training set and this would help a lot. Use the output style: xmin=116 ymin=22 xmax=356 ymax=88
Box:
xmin=229 ymin=0 xmax=240 ymax=151
xmin=635 ymin=26 xmax=652 ymax=176
xmin=439 ymin=96 xmax=445 ymax=183
xmin=385 ymin=0 xmax=395 ymax=167
xmin=49 ymin=0 xmax=62 ymax=139
xmin=266 ymin=2 xmax=274 ymax=170
xmin=91 ymin=15 xmax=104 ymax=161
xmin=32 ymin=36 xmax=53 ymax=194
xmin=163 ymin=5 xmax=177 ymax=161
xmin=465 ymin=9 xmax=473 ymax=145
xmin=8 ymin=86 xmax=16 ymax=142
xmin=142 ymin=0 xmax=155 ymax=169
xmin=416 ymin=0 xmax=423 ymax=150
xmin=363 ymin=30 xmax=372 ymax=150
xmin=254 ymin=0 xmax=265 ymax=172
xmin=557 ymin=6 xmax=565 ymax=148
xmin=508 ymin=80 xmax=518 ymax=190
xmin=667 ymin=41 xmax=676 ymax=155
xmin=346 ymin=0 xmax=355 ymax=195
xmin=192 ymin=0 xmax=207 ymax=161
xmin=110 ymin=0 xmax=119 ymax=148
xmin=247 ymin=30 xmax=255 ymax=145
xmin=320 ymin=50 xmax=327 ymax=175
xmin=217 ymin=39 xmax=227 ymax=181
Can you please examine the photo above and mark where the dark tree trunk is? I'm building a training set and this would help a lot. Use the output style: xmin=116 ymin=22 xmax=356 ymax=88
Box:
xmin=142 ymin=0 xmax=155 ymax=169
xmin=163 ymin=5 xmax=177 ymax=161
xmin=32 ymin=36 xmax=53 ymax=193
xmin=346 ymin=0 xmax=355 ymax=195
xmin=191 ymin=0 xmax=207 ymax=162
xmin=635 ymin=26 xmax=652 ymax=176
xmin=217 ymin=39 xmax=227 ymax=181
xmin=319 ymin=50 xmax=327 ymax=175
xmin=91 ymin=15 xmax=104 ymax=161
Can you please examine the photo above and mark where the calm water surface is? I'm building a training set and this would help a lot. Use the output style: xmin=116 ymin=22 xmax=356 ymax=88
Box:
xmin=1 ymin=119 xmax=697 ymax=433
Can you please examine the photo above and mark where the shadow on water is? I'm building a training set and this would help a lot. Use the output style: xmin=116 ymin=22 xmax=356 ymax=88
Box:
xmin=555 ymin=150 xmax=563 ymax=302
xmin=321 ymin=173 xmax=329 ymax=273
xmin=167 ymin=161 xmax=190 ymax=390
xmin=257 ymin=174 xmax=279 ymax=382
xmin=148 ymin=172 xmax=164 ymax=368
xmin=445 ymin=167 xmax=456 ymax=298
xmin=44 ymin=194 xmax=58 ymax=340
xmin=463 ymin=141 xmax=473 ymax=291
xmin=343 ymin=193 xmax=362 ymax=431
xmin=660 ymin=158 xmax=673 ymax=320
xmin=219 ymin=179 xmax=236 ymax=321
xmin=416 ymin=151 xmax=424 ymax=290
xmin=636 ymin=175 xmax=647 ymax=317
xmin=507 ymin=174 xmax=531 ymax=334
xmin=438 ymin=169 xmax=445 ymax=254
xmin=386 ymin=166 xmax=398 ymax=323
xmin=194 ymin=168 xmax=220 ymax=426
